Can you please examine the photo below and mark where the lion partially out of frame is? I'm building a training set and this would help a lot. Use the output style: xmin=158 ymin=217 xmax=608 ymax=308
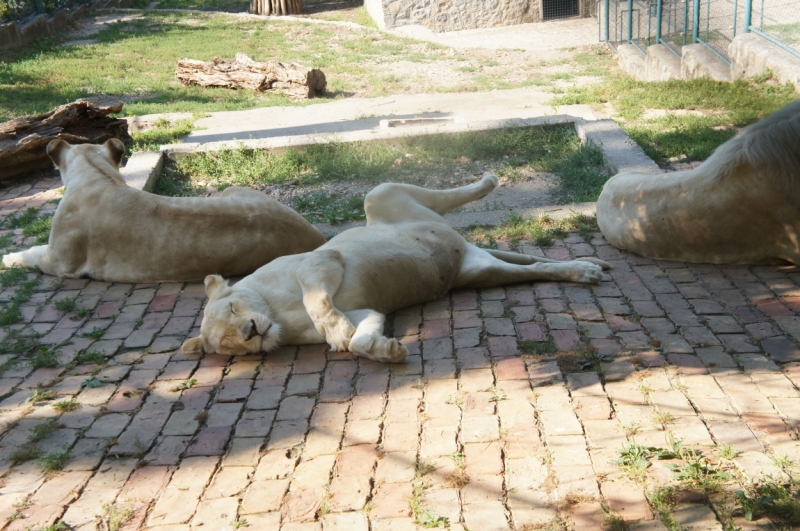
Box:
xmin=182 ymin=175 xmax=611 ymax=363
xmin=597 ymin=99 xmax=800 ymax=265
xmin=2 ymin=139 xmax=326 ymax=282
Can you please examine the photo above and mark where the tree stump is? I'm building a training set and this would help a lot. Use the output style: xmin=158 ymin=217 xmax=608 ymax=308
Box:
xmin=0 ymin=97 xmax=132 ymax=180
xmin=250 ymin=0 xmax=302 ymax=15
xmin=175 ymin=53 xmax=326 ymax=99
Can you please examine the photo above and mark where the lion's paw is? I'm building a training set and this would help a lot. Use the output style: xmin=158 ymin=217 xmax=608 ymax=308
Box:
xmin=351 ymin=334 xmax=407 ymax=363
xmin=572 ymin=262 xmax=603 ymax=284
xmin=326 ymin=321 xmax=356 ymax=352
xmin=2 ymin=252 xmax=23 ymax=268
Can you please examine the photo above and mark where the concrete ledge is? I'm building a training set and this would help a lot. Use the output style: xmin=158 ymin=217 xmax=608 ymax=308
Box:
xmin=120 ymin=151 xmax=164 ymax=192
xmin=616 ymin=43 xmax=647 ymax=80
xmin=729 ymin=33 xmax=800 ymax=93
xmin=681 ymin=43 xmax=731 ymax=82
xmin=575 ymin=119 xmax=664 ymax=176
xmin=646 ymin=44 xmax=681 ymax=81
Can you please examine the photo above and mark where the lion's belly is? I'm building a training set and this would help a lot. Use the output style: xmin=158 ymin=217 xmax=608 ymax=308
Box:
xmin=327 ymin=223 xmax=467 ymax=314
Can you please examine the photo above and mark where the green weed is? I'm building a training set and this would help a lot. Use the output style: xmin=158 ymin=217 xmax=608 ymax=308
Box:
xmin=38 ymin=447 xmax=70 ymax=471
xmin=31 ymin=347 xmax=58 ymax=369
xmin=27 ymin=388 xmax=56 ymax=403
xmin=28 ymin=419 xmax=59 ymax=442
xmin=82 ymin=327 xmax=106 ymax=340
xmin=52 ymin=398 xmax=80 ymax=412
xmin=177 ymin=378 xmax=197 ymax=390
xmin=130 ymin=117 xmax=195 ymax=153
xmin=9 ymin=446 xmax=42 ymax=464
xmin=101 ymin=503 xmax=135 ymax=531
xmin=81 ymin=376 xmax=102 ymax=388
xmin=75 ymin=350 xmax=106 ymax=365
xmin=734 ymin=479 xmax=800 ymax=525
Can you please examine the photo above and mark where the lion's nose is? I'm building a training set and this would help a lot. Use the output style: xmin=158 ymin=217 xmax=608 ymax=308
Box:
xmin=247 ymin=319 xmax=259 ymax=340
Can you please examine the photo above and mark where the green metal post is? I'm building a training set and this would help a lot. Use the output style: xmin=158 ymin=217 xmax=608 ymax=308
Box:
xmin=604 ymin=0 xmax=609 ymax=41
xmin=656 ymin=0 xmax=662 ymax=43
xmin=683 ymin=0 xmax=689 ymax=44
xmin=627 ymin=0 xmax=633 ymax=43
xmin=693 ymin=0 xmax=700 ymax=42
xmin=743 ymin=0 xmax=752 ymax=32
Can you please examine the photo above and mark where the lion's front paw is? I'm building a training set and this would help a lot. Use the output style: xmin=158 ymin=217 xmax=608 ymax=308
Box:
xmin=573 ymin=262 xmax=603 ymax=284
xmin=325 ymin=321 xmax=356 ymax=352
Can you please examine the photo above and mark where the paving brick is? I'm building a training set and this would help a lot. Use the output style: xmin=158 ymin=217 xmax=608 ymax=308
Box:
xmin=328 ymin=475 xmax=370 ymax=511
xmin=762 ymin=337 xmax=800 ymax=363
xmin=551 ymin=329 xmax=579 ymax=350
xmin=187 ymin=426 xmax=232 ymax=456
xmin=371 ymin=482 xmax=413 ymax=519
xmin=601 ymin=479 xmax=654 ymax=521
xmin=145 ymin=435 xmax=191 ymax=465
xmin=462 ymin=501 xmax=511 ymax=531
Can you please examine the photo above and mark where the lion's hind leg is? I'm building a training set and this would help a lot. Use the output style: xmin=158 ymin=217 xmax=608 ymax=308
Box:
xmin=364 ymin=173 xmax=498 ymax=225
xmin=486 ymin=249 xmax=611 ymax=270
xmin=454 ymin=243 xmax=605 ymax=288
xmin=345 ymin=309 xmax=407 ymax=363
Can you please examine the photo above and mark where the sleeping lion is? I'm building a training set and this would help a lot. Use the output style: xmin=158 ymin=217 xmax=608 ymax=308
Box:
xmin=1 ymin=139 xmax=326 ymax=282
xmin=183 ymin=175 xmax=611 ymax=362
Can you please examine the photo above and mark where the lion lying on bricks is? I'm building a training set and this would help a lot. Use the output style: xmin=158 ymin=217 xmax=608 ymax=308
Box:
xmin=2 ymin=139 xmax=326 ymax=282
xmin=597 ymin=99 xmax=800 ymax=265
xmin=182 ymin=174 xmax=611 ymax=362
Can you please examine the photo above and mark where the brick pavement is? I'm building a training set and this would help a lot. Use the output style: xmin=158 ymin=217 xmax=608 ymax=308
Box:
xmin=0 ymin=176 xmax=799 ymax=530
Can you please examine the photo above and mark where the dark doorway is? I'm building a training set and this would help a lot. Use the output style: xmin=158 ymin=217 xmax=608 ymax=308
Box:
xmin=542 ymin=0 xmax=580 ymax=20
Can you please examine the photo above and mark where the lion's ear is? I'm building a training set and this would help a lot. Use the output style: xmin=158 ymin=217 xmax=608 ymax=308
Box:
xmin=182 ymin=336 xmax=206 ymax=355
xmin=104 ymin=138 xmax=125 ymax=168
xmin=204 ymin=274 xmax=229 ymax=299
xmin=46 ymin=140 xmax=69 ymax=169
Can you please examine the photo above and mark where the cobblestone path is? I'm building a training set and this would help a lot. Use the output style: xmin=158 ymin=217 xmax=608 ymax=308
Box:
xmin=0 ymin=175 xmax=798 ymax=531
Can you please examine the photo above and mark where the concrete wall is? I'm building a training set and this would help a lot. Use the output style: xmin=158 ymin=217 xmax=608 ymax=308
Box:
xmin=613 ymin=33 xmax=800 ymax=93
xmin=0 ymin=0 xmax=133 ymax=50
xmin=369 ymin=0 xmax=541 ymax=32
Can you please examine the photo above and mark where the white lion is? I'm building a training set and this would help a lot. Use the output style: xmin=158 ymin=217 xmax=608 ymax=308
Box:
xmin=2 ymin=139 xmax=327 ymax=282
xmin=182 ymin=174 xmax=611 ymax=362
xmin=597 ymin=99 xmax=800 ymax=265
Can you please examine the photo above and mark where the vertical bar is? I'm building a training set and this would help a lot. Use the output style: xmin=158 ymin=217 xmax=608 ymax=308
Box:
xmin=743 ymin=0 xmax=752 ymax=31
xmin=733 ymin=0 xmax=737 ymax=38
xmin=684 ymin=0 xmax=690 ymax=45
xmin=656 ymin=0 xmax=663 ymax=43
xmin=605 ymin=0 xmax=610 ymax=41
xmin=693 ymin=0 xmax=700 ymax=42
xmin=628 ymin=0 xmax=633 ymax=43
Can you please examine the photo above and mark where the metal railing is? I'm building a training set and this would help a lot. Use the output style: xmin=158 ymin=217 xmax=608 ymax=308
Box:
xmin=598 ymin=0 xmax=800 ymax=62
xmin=1 ymin=0 xmax=92 ymax=23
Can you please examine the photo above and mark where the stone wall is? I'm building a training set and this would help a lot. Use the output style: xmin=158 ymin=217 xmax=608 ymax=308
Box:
xmin=0 ymin=0 xmax=134 ymax=50
xmin=369 ymin=0 xmax=541 ymax=32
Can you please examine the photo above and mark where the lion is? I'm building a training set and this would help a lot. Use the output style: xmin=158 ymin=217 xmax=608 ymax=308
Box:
xmin=596 ymin=99 xmax=800 ymax=265
xmin=182 ymin=174 xmax=612 ymax=362
xmin=2 ymin=139 xmax=327 ymax=282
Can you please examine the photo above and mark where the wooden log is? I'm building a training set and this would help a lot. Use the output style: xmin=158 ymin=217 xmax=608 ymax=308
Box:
xmin=175 ymin=53 xmax=326 ymax=99
xmin=0 ymin=97 xmax=132 ymax=180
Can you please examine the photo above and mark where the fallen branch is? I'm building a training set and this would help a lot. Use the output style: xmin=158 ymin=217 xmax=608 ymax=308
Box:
xmin=175 ymin=53 xmax=326 ymax=99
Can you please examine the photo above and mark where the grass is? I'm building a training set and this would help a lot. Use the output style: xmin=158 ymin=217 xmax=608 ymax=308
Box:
xmin=464 ymin=212 xmax=600 ymax=249
xmin=130 ymin=117 xmax=195 ymax=153
xmin=27 ymin=388 xmax=56 ymax=403
xmin=0 ymin=11 xmax=474 ymax=121
xmin=159 ymin=124 xmax=609 ymax=202
xmin=3 ymin=207 xmax=52 ymax=244
xmin=31 ymin=347 xmax=59 ymax=369
xmin=82 ymin=327 xmax=106 ymax=340
xmin=292 ymin=191 xmax=366 ymax=224
xmin=101 ymin=503 xmax=135 ymax=531
xmin=552 ymin=71 xmax=799 ymax=165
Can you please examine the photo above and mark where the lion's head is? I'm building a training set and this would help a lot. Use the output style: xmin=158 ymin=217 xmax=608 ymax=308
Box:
xmin=47 ymin=138 xmax=127 ymax=186
xmin=181 ymin=275 xmax=281 ymax=356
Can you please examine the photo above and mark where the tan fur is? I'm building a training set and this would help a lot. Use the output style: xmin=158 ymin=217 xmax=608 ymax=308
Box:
xmin=183 ymin=175 xmax=612 ymax=363
xmin=596 ymin=99 xmax=800 ymax=265
xmin=2 ymin=139 xmax=327 ymax=282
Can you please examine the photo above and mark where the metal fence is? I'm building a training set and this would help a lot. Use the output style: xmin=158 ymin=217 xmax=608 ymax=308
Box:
xmin=598 ymin=0 xmax=800 ymax=63
xmin=1 ymin=0 xmax=92 ymax=23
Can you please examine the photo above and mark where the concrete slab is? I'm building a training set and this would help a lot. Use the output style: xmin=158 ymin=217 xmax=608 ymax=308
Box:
xmin=682 ymin=44 xmax=732 ymax=82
